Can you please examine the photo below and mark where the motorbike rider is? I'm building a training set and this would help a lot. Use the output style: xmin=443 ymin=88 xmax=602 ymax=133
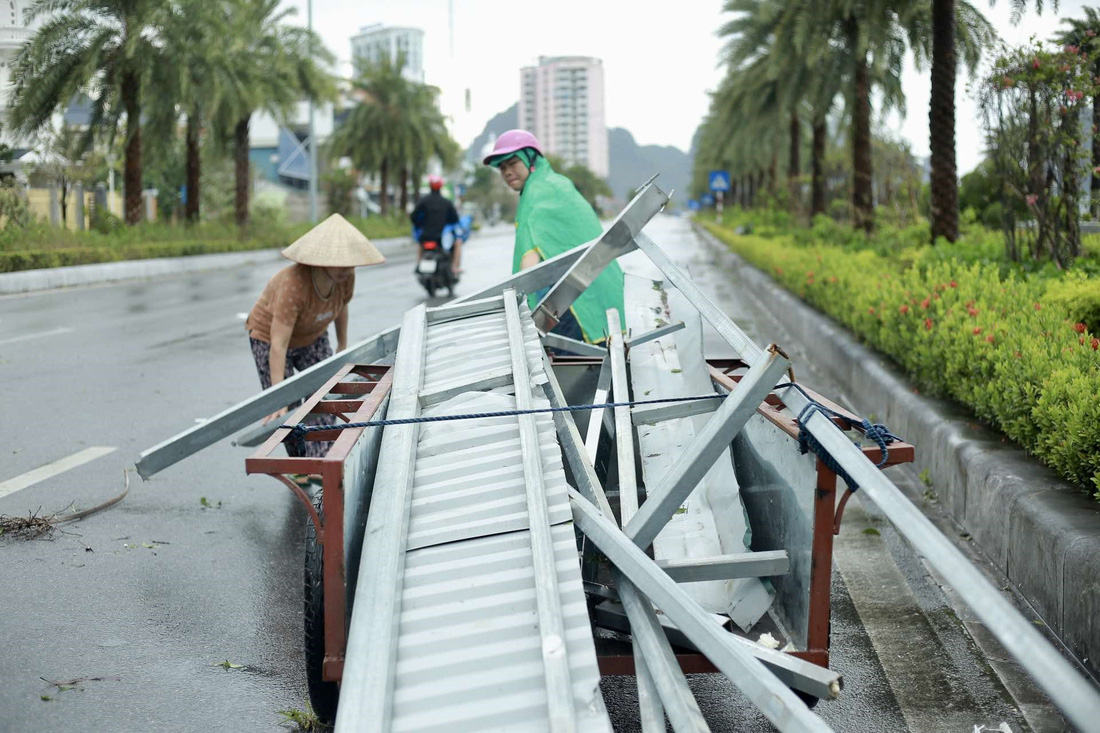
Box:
xmin=410 ymin=175 xmax=461 ymax=276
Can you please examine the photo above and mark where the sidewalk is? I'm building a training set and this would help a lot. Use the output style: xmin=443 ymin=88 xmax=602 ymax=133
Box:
xmin=0 ymin=236 xmax=413 ymax=296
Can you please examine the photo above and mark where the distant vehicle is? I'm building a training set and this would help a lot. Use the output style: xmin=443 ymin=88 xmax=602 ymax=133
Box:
xmin=413 ymin=214 xmax=473 ymax=298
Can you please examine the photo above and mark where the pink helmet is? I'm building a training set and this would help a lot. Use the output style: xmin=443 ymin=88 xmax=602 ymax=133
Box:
xmin=483 ymin=129 xmax=544 ymax=165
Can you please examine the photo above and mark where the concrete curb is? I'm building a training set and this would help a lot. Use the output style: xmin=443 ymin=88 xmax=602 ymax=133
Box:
xmin=0 ymin=236 xmax=413 ymax=296
xmin=694 ymin=222 xmax=1100 ymax=679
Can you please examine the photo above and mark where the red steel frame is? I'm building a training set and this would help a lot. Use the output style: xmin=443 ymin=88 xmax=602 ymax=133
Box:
xmin=552 ymin=355 xmax=914 ymax=677
xmin=245 ymin=363 xmax=393 ymax=683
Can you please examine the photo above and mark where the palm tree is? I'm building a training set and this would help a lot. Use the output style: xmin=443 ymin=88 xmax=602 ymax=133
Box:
xmin=329 ymin=54 xmax=457 ymax=216
xmin=1054 ymin=6 xmax=1099 ymax=216
xmin=212 ymin=0 xmax=333 ymax=229
xmin=10 ymin=0 xmax=161 ymax=225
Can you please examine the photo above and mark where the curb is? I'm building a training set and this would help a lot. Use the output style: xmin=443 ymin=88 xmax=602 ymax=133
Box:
xmin=0 ymin=236 xmax=413 ymax=296
xmin=694 ymin=222 xmax=1100 ymax=679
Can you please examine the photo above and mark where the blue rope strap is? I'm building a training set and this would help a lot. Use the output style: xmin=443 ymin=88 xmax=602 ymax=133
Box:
xmin=284 ymin=393 xmax=727 ymax=455
xmin=776 ymin=382 xmax=899 ymax=491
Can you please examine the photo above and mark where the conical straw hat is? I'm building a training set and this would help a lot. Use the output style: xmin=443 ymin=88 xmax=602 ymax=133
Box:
xmin=281 ymin=213 xmax=386 ymax=267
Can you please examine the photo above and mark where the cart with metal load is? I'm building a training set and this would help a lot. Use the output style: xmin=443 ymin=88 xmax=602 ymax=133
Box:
xmin=137 ymin=178 xmax=1100 ymax=732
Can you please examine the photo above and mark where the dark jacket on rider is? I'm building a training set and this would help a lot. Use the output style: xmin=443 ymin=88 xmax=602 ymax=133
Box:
xmin=410 ymin=190 xmax=459 ymax=245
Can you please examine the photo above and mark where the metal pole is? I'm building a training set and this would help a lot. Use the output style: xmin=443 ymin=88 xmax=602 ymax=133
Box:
xmin=307 ymin=0 xmax=318 ymax=223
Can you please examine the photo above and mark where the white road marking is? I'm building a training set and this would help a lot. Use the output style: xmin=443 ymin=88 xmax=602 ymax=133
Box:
xmin=236 ymin=313 xmax=248 ymax=320
xmin=0 ymin=327 xmax=73 ymax=347
xmin=0 ymin=446 xmax=117 ymax=499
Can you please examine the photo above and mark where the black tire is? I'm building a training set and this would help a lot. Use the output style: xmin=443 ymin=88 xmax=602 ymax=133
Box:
xmin=304 ymin=489 xmax=339 ymax=725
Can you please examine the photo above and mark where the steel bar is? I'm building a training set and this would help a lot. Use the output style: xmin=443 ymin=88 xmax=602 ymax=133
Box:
xmin=633 ymin=651 xmax=666 ymax=733
xmin=231 ymin=420 xmax=277 ymax=448
xmin=631 ymin=398 xmax=719 ymax=426
xmin=647 ymin=224 xmax=1100 ymax=726
xmin=806 ymin=409 xmax=1100 ymax=730
xmin=416 ymin=365 xmax=513 ymax=408
xmin=583 ymin=356 xmax=613 ymax=468
xmin=425 ymin=294 xmax=504 ymax=324
xmin=570 ymin=489 xmax=834 ymax=732
xmin=136 ymin=327 xmax=400 ymax=478
xmin=606 ymin=308 xmax=701 ymax=730
xmin=533 ymin=182 xmax=670 ymax=332
xmin=335 ymin=306 xmax=427 ymax=732
xmin=540 ymin=352 xmax=614 ymax=517
xmin=461 ymin=244 xmax=586 ymax=303
xmin=542 ymin=332 xmax=609 ymax=357
xmin=617 ymin=572 xmax=708 ymax=732
xmin=657 ymin=551 xmax=790 ymax=582
xmin=624 ymin=347 xmax=791 ymax=550
xmin=591 ymin=599 xmax=727 ymax=653
xmin=625 ymin=321 xmax=686 ymax=348
xmin=504 ymin=290 xmax=576 ymax=733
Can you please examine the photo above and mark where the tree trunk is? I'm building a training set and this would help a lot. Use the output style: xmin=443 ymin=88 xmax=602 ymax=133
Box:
xmin=1092 ymin=98 xmax=1100 ymax=218
xmin=59 ymin=178 xmax=69 ymax=223
xmin=788 ymin=111 xmax=801 ymax=211
xmin=379 ymin=158 xmax=390 ymax=215
xmin=851 ymin=26 xmax=874 ymax=234
xmin=740 ymin=174 xmax=749 ymax=208
xmin=185 ymin=112 xmax=201 ymax=223
xmin=234 ymin=114 xmax=251 ymax=229
xmin=748 ymin=171 xmax=756 ymax=207
xmin=121 ymin=70 xmax=143 ymax=225
xmin=400 ymin=166 xmax=409 ymax=212
xmin=929 ymin=0 xmax=959 ymax=242
xmin=812 ymin=117 xmax=827 ymax=216
xmin=768 ymin=150 xmax=778 ymax=195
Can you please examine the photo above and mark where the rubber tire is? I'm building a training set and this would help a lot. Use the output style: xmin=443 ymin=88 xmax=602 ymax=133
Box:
xmin=304 ymin=489 xmax=339 ymax=725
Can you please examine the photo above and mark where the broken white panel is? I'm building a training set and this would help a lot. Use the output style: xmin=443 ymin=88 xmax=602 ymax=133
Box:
xmin=623 ymin=273 xmax=773 ymax=631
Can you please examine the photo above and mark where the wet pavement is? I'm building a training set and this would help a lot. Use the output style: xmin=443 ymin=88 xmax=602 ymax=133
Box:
xmin=0 ymin=216 xmax=1056 ymax=731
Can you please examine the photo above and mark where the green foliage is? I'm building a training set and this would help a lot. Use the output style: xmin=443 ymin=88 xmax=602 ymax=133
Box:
xmin=0 ymin=184 xmax=32 ymax=228
xmin=1044 ymin=274 xmax=1100 ymax=334
xmin=325 ymin=169 xmax=357 ymax=218
xmin=703 ymin=219 xmax=1100 ymax=497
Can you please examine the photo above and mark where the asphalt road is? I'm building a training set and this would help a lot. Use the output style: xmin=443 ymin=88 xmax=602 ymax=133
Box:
xmin=0 ymin=216 xmax=1063 ymax=731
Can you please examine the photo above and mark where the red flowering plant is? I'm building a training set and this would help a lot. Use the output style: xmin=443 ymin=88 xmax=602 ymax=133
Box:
xmin=979 ymin=41 xmax=1100 ymax=268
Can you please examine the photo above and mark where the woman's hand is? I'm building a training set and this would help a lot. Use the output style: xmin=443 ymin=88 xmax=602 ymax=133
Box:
xmin=263 ymin=406 xmax=289 ymax=425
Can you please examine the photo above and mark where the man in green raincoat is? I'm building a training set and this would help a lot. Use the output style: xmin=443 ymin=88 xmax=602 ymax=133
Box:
xmin=484 ymin=129 xmax=624 ymax=345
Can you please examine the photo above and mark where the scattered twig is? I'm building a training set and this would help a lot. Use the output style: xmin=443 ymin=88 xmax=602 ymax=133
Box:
xmin=0 ymin=470 xmax=130 ymax=541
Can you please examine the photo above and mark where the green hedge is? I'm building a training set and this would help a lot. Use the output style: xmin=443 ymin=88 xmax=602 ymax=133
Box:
xmin=702 ymin=220 xmax=1100 ymax=498
xmin=0 ymin=214 xmax=412 ymax=273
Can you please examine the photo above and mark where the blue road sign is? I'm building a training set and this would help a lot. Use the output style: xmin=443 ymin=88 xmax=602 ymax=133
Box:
xmin=709 ymin=170 xmax=731 ymax=192
xmin=701 ymin=193 xmax=715 ymax=207
xmin=687 ymin=199 xmax=701 ymax=211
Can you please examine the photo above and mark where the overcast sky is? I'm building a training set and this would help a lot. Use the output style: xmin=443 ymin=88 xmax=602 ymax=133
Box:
xmin=284 ymin=0 xmax=1093 ymax=174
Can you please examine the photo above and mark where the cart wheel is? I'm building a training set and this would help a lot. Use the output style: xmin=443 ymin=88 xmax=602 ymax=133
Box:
xmin=304 ymin=489 xmax=339 ymax=724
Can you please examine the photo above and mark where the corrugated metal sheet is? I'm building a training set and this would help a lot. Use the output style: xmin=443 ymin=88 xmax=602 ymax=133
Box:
xmin=386 ymin=298 xmax=609 ymax=732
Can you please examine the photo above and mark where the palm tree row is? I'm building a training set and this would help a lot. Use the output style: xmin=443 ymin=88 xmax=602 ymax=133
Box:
xmin=697 ymin=0 xmax=1054 ymax=240
xmin=9 ymin=0 xmax=331 ymax=227
xmin=327 ymin=54 xmax=459 ymax=217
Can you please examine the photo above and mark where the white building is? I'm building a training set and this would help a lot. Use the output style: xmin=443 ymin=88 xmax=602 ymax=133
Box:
xmin=0 ymin=0 xmax=34 ymax=149
xmin=350 ymin=24 xmax=424 ymax=83
xmin=519 ymin=56 xmax=608 ymax=178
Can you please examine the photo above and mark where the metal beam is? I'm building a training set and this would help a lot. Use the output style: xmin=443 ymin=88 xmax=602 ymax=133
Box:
xmin=533 ymin=181 xmax=670 ymax=332
xmin=542 ymin=332 xmax=608 ymax=357
xmin=657 ymin=551 xmax=790 ymax=582
xmin=624 ymin=346 xmax=791 ymax=550
xmin=643 ymin=223 xmax=1100 ymax=728
xmin=584 ymin=356 xmax=612 ymax=468
xmin=135 ymin=326 xmax=401 ymax=478
xmin=416 ymin=365 xmax=513 ymax=408
xmin=569 ymin=489 xmax=834 ymax=732
xmin=336 ymin=305 xmax=427 ymax=732
xmin=504 ymin=291 xmax=576 ymax=733
xmin=607 ymin=310 xmax=638 ymax=526
xmin=631 ymin=398 xmax=719 ymax=426
xmin=626 ymin=321 xmax=686 ymax=349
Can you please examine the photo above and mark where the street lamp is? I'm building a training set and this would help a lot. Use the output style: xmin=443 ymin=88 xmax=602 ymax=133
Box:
xmin=307 ymin=0 xmax=318 ymax=223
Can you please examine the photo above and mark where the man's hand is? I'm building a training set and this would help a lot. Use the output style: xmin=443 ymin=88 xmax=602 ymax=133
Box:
xmin=263 ymin=406 xmax=289 ymax=425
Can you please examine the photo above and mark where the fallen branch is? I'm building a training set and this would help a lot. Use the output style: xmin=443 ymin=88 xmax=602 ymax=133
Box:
xmin=0 ymin=469 xmax=131 ymax=540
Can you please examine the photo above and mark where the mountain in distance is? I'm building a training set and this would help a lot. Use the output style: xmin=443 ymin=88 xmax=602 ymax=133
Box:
xmin=466 ymin=105 xmax=693 ymax=207
xmin=608 ymin=128 xmax=692 ymax=207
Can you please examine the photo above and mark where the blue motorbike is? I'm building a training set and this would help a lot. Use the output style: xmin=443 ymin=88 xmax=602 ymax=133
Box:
xmin=413 ymin=215 xmax=472 ymax=298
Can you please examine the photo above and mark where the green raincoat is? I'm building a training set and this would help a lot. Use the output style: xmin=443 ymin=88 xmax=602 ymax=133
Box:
xmin=511 ymin=158 xmax=625 ymax=344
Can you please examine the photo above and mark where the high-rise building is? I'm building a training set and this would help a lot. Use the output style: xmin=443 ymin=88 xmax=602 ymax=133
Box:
xmin=350 ymin=24 xmax=424 ymax=83
xmin=519 ymin=56 xmax=608 ymax=178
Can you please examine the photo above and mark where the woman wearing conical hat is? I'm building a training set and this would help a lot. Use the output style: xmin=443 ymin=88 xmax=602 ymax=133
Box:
xmin=245 ymin=214 xmax=384 ymax=457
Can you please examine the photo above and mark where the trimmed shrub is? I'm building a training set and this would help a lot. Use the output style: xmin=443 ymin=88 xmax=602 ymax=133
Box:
xmin=702 ymin=220 xmax=1100 ymax=497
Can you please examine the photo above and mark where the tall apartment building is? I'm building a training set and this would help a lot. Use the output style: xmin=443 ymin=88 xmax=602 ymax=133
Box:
xmin=518 ymin=56 xmax=608 ymax=178
xmin=350 ymin=24 xmax=425 ymax=83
